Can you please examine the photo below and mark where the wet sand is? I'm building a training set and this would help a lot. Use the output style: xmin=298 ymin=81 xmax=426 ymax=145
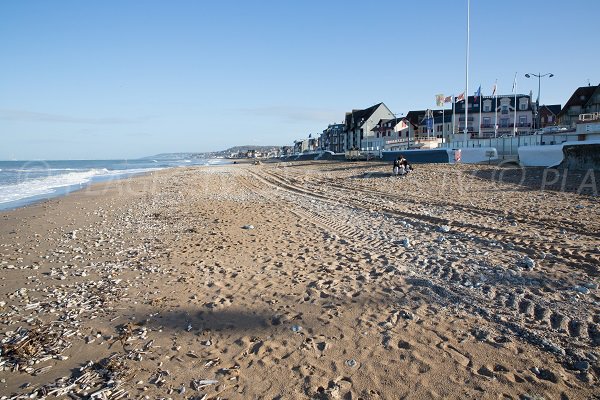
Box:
xmin=0 ymin=161 xmax=599 ymax=399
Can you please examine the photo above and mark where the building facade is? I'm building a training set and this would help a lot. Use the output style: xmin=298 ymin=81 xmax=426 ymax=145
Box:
xmin=558 ymin=84 xmax=600 ymax=128
xmin=454 ymin=94 xmax=534 ymax=137
xmin=320 ymin=123 xmax=345 ymax=153
xmin=371 ymin=118 xmax=412 ymax=150
xmin=343 ymin=103 xmax=395 ymax=151
xmin=538 ymin=104 xmax=561 ymax=128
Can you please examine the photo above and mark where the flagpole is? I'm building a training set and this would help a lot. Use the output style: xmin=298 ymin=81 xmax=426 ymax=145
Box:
xmin=464 ymin=0 xmax=470 ymax=138
xmin=452 ymin=95 xmax=456 ymax=135
xmin=479 ymin=89 xmax=482 ymax=137
xmin=441 ymin=107 xmax=445 ymax=143
xmin=494 ymin=80 xmax=498 ymax=138
xmin=513 ymin=72 xmax=517 ymax=137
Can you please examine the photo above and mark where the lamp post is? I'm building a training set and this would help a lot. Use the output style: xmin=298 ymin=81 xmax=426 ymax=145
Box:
xmin=525 ymin=72 xmax=554 ymax=130
xmin=392 ymin=112 xmax=404 ymax=150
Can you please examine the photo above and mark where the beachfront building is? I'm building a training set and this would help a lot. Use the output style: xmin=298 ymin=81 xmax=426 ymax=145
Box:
xmin=402 ymin=110 xmax=447 ymax=148
xmin=538 ymin=104 xmax=562 ymax=128
xmin=370 ymin=117 xmax=412 ymax=150
xmin=454 ymin=94 xmax=535 ymax=138
xmin=405 ymin=110 xmax=428 ymax=139
xmin=320 ymin=123 xmax=345 ymax=153
xmin=408 ymin=109 xmax=453 ymax=140
xmin=343 ymin=103 xmax=395 ymax=151
xmin=558 ymin=84 xmax=600 ymax=129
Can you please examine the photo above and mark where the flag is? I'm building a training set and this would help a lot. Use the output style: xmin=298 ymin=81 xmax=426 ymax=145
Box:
xmin=435 ymin=94 xmax=444 ymax=107
xmin=456 ymin=92 xmax=465 ymax=102
xmin=474 ymin=85 xmax=481 ymax=102
xmin=492 ymin=80 xmax=497 ymax=96
xmin=512 ymin=73 xmax=517 ymax=93
xmin=444 ymin=95 xmax=452 ymax=103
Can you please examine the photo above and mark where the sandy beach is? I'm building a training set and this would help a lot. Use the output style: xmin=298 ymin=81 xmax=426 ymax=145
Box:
xmin=1 ymin=161 xmax=599 ymax=399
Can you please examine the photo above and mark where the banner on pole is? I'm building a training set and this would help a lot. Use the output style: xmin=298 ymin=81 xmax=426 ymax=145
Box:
xmin=435 ymin=94 xmax=444 ymax=107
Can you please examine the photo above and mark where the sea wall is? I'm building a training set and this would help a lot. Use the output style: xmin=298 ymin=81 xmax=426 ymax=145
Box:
xmin=381 ymin=149 xmax=452 ymax=164
xmin=460 ymin=147 xmax=498 ymax=164
xmin=518 ymin=144 xmax=565 ymax=167
xmin=519 ymin=140 xmax=600 ymax=168
xmin=556 ymin=143 xmax=600 ymax=170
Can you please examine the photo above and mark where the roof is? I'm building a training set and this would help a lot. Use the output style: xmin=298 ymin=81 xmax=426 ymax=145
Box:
xmin=405 ymin=110 xmax=428 ymax=125
xmin=558 ymin=85 xmax=598 ymax=117
xmin=539 ymin=104 xmax=561 ymax=116
xmin=455 ymin=94 xmax=532 ymax=111
xmin=405 ymin=109 xmax=452 ymax=125
xmin=344 ymin=103 xmax=384 ymax=129
xmin=371 ymin=117 xmax=409 ymax=131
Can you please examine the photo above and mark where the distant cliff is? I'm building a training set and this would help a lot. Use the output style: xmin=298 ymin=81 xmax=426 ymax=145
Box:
xmin=143 ymin=145 xmax=280 ymax=160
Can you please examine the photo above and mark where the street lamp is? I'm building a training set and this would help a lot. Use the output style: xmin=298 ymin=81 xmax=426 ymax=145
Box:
xmin=392 ymin=112 xmax=405 ymax=149
xmin=525 ymin=72 xmax=554 ymax=130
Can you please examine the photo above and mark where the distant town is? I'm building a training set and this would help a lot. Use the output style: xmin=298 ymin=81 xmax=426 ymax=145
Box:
xmin=275 ymin=83 xmax=600 ymax=159
xmin=152 ymin=83 xmax=600 ymax=162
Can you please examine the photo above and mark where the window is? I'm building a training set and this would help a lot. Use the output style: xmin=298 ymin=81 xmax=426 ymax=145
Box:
xmin=483 ymin=99 xmax=492 ymax=112
xmin=501 ymin=105 xmax=508 ymax=114
xmin=548 ymin=115 xmax=553 ymax=122
xmin=500 ymin=118 xmax=509 ymax=127
xmin=519 ymin=98 xmax=528 ymax=110
xmin=519 ymin=116 xmax=527 ymax=124
xmin=483 ymin=117 xmax=491 ymax=126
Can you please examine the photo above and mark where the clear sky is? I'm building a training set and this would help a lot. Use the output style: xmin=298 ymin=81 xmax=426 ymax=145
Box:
xmin=1 ymin=0 xmax=599 ymax=160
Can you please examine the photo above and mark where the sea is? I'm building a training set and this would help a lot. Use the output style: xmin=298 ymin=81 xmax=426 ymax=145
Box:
xmin=0 ymin=158 xmax=227 ymax=211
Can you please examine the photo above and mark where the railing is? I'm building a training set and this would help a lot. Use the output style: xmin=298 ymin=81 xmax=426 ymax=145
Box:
xmin=579 ymin=112 xmax=600 ymax=122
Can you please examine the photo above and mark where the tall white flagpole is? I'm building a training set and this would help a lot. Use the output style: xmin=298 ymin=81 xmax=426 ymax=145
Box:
xmin=452 ymin=96 xmax=456 ymax=135
xmin=494 ymin=80 xmax=498 ymax=138
xmin=479 ymin=88 xmax=482 ymax=137
xmin=513 ymin=72 xmax=518 ymax=136
xmin=442 ymin=107 xmax=445 ymax=142
xmin=464 ymin=0 xmax=470 ymax=138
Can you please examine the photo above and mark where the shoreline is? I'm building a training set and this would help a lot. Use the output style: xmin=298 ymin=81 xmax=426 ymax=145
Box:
xmin=0 ymin=162 xmax=598 ymax=399
xmin=0 ymin=158 xmax=235 ymax=212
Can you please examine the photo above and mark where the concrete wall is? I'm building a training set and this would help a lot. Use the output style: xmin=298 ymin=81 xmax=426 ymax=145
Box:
xmin=518 ymin=140 xmax=600 ymax=168
xmin=557 ymin=143 xmax=600 ymax=170
xmin=441 ymin=135 xmax=542 ymax=157
xmin=460 ymin=148 xmax=498 ymax=163
xmin=381 ymin=149 xmax=453 ymax=164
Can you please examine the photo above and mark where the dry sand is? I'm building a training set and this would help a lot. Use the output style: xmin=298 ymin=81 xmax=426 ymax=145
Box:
xmin=0 ymin=161 xmax=599 ymax=399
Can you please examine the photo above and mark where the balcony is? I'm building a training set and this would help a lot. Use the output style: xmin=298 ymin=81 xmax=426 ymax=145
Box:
xmin=455 ymin=126 xmax=476 ymax=133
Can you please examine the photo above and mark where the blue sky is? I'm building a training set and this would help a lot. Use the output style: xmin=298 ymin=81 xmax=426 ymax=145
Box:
xmin=1 ymin=0 xmax=599 ymax=159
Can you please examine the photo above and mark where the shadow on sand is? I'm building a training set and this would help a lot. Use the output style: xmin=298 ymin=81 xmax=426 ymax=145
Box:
xmin=469 ymin=166 xmax=599 ymax=195
xmin=138 ymin=308 xmax=274 ymax=334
